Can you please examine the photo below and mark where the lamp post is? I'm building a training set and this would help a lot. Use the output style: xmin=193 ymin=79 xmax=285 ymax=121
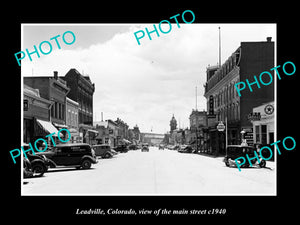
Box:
xmin=240 ymin=130 xmax=247 ymax=146
xmin=217 ymin=117 xmax=227 ymax=154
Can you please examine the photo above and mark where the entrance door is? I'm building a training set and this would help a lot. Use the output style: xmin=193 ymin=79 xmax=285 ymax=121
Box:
xmin=269 ymin=132 xmax=274 ymax=144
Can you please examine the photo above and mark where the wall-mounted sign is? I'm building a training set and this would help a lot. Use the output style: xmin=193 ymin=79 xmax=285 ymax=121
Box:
xmin=247 ymin=112 xmax=261 ymax=121
xmin=264 ymin=104 xmax=274 ymax=115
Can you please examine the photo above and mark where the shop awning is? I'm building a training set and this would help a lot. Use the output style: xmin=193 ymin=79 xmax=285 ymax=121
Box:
xmin=122 ymin=139 xmax=131 ymax=144
xmin=53 ymin=122 xmax=68 ymax=129
xmin=36 ymin=119 xmax=62 ymax=136
xmin=87 ymin=129 xmax=99 ymax=134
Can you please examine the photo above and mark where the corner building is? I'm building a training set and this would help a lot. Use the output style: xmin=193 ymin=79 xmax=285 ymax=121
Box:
xmin=204 ymin=37 xmax=274 ymax=155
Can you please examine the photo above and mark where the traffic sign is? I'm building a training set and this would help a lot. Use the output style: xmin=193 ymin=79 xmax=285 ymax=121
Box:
xmin=217 ymin=121 xmax=225 ymax=132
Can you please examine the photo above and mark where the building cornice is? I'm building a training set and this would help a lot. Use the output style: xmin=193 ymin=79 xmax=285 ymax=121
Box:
xmin=204 ymin=66 xmax=240 ymax=97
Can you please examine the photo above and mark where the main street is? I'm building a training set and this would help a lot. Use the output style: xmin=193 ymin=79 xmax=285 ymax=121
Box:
xmin=22 ymin=147 xmax=276 ymax=195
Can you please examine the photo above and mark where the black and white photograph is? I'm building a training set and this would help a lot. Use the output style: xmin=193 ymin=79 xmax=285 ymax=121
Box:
xmin=4 ymin=4 xmax=298 ymax=221
xmin=20 ymin=23 xmax=277 ymax=195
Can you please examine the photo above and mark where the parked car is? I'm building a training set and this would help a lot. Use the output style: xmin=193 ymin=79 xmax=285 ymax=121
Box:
xmin=178 ymin=145 xmax=194 ymax=153
xmin=141 ymin=144 xmax=149 ymax=152
xmin=114 ymin=144 xmax=128 ymax=153
xmin=158 ymin=144 xmax=164 ymax=150
xmin=224 ymin=145 xmax=266 ymax=168
xmin=23 ymin=157 xmax=33 ymax=178
xmin=36 ymin=143 xmax=97 ymax=169
xmin=128 ymin=144 xmax=138 ymax=150
xmin=23 ymin=143 xmax=49 ymax=177
xmin=93 ymin=144 xmax=114 ymax=158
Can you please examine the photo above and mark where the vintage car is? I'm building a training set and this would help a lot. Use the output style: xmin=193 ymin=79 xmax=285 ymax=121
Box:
xmin=113 ymin=144 xmax=128 ymax=153
xmin=141 ymin=143 xmax=149 ymax=152
xmin=23 ymin=143 xmax=49 ymax=177
xmin=224 ymin=145 xmax=266 ymax=168
xmin=93 ymin=144 xmax=114 ymax=158
xmin=36 ymin=143 xmax=98 ymax=169
xmin=178 ymin=145 xmax=194 ymax=153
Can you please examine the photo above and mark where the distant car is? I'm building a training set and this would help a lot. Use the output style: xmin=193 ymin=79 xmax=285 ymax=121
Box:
xmin=224 ymin=145 xmax=266 ymax=168
xmin=141 ymin=145 xmax=149 ymax=152
xmin=158 ymin=144 xmax=164 ymax=150
xmin=93 ymin=144 xmax=114 ymax=158
xmin=128 ymin=144 xmax=138 ymax=150
xmin=141 ymin=143 xmax=149 ymax=152
xmin=114 ymin=144 xmax=128 ymax=153
xmin=36 ymin=143 xmax=98 ymax=169
xmin=178 ymin=145 xmax=194 ymax=153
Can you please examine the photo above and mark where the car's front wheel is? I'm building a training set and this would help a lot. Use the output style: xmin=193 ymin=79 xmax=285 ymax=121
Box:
xmin=259 ymin=160 xmax=266 ymax=168
xmin=81 ymin=159 xmax=91 ymax=169
xmin=31 ymin=163 xmax=46 ymax=177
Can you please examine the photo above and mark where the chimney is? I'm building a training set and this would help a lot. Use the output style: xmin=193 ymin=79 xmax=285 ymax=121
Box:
xmin=54 ymin=71 xmax=58 ymax=80
xmin=266 ymin=37 xmax=272 ymax=42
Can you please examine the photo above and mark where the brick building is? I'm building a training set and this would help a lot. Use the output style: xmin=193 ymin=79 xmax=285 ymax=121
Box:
xmin=204 ymin=37 xmax=274 ymax=155
xmin=62 ymin=68 xmax=97 ymax=144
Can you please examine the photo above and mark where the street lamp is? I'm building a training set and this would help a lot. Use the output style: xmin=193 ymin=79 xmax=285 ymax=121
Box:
xmin=240 ymin=130 xmax=247 ymax=146
xmin=217 ymin=117 xmax=228 ymax=154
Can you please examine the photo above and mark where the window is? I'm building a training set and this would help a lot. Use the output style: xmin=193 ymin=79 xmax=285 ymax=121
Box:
xmin=54 ymin=102 xmax=58 ymax=118
xmin=255 ymin=125 xmax=260 ymax=143
xmin=261 ymin=125 xmax=267 ymax=145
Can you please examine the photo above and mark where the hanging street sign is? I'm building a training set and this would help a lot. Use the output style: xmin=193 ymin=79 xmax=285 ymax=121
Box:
xmin=217 ymin=121 xmax=225 ymax=132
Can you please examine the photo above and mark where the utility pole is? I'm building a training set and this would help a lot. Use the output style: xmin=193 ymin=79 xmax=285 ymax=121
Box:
xmin=195 ymin=86 xmax=198 ymax=110
xmin=219 ymin=26 xmax=221 ymax=67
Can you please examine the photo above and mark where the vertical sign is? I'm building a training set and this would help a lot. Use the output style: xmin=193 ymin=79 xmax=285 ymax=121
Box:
xmin=209 ymin=95 xmax=214 ymax=115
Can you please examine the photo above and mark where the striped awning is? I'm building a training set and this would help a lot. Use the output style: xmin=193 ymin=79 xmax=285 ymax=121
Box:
xmin=36 ymin=119 xmax=62 ymax=137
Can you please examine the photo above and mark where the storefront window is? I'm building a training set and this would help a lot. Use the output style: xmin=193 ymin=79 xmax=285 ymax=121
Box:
xmin=255 ymin=125 xmax=260 ymax=143
xmin=261 ymin=125 xmax=267 ymax=145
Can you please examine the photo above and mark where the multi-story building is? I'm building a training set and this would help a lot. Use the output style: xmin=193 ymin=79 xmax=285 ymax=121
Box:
xmin=141 ymin=133 xmax=165 ymax=145
xmin=63 ymin=68 xmax=95 ymax=126
xmin=94 ymin=119 xmax=119 ymax=148
xmin=129 ymin=125 xmax=141 ymax=144
xmin=24 ymin=72 xmax=70 ymax=144
xmin=115 ymin=118 xmax=130 ymax=145
xmin=66 ymin=97 xmax=79 ymax=143
xmin=23 ymin=84 xmax=53 ymax=144
xmin=62 ymin=68 xmax=97 ymax=144
xmin=189 ymin=109 xmax=208 ymax=152
xmin=204 ymin=37 xmax=274 ymax=155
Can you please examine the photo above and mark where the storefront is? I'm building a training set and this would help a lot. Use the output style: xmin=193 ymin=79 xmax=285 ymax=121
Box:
xmin=251 ymin=101 xmax=275 ymax=159
xmin=79 ymin=124 xmax=98 ymax=145
xmin=34 ymin=118 xmax=62 ymax=148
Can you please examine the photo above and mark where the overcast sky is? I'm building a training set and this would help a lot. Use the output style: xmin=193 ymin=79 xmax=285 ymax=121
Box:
xmin=21 ymin=23 xmax=276 ymax=134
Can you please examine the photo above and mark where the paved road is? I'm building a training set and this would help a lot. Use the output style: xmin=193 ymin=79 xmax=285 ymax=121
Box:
xmin=22 ymin=147 xmax=276 ymax=195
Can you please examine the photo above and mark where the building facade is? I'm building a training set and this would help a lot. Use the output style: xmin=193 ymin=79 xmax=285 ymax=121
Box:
xmin=63 ymin=68 xmax=95 ymax=126
xmin=94 ymin=119 xmax=119 ymax=148
xmin=251 ymin=101 xmax=275 ymax=146
xmin=189 ymin=109 xmax=208 ymax=152
xmin=62 ymin=68 xmax=97 ymax=144
xmin=129 ymin=125 xmax=141 ymax=144
xmin=23 ymin=84 xmax=52 ymax=144
xmin=66 ymin=97 xmax=80 ymax=143
xmin=141 ymin=133 xmax=164 ymax=145
xmin=204 ymin=37 xmax=274 ymax=155
xmin=24 ymin=72 xmax=70 ymax=128
xmin=24 ymin=72 xmax=70 ymax=144
xmin=115 ymin=118 xmax=131 ymax=145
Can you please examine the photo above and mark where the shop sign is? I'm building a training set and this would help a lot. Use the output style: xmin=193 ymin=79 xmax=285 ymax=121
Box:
xmin=247 ymin=112 xmax=261 ymax=121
